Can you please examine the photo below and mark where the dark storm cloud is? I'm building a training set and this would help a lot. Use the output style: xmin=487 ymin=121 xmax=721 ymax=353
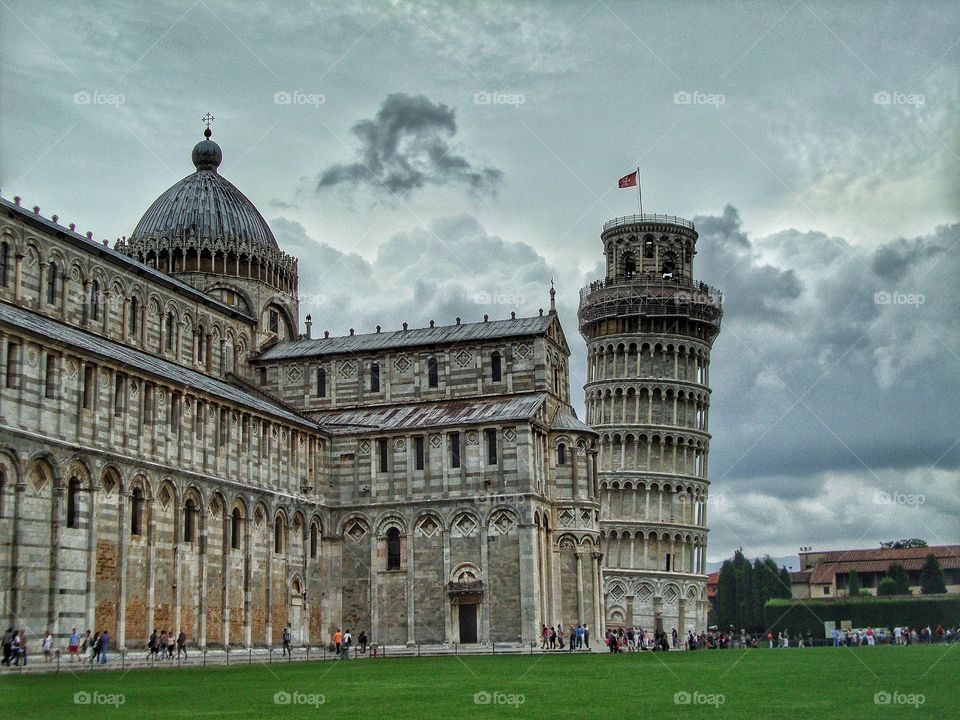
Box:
xmin=314 ymin=93 xmax=503 ymax=195
xmin=870 ymin=232 xmax=953 ymax=281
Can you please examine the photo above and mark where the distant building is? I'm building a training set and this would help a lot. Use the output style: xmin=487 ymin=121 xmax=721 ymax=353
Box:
xmin=790 ymin=545 xmax=960 ymax=598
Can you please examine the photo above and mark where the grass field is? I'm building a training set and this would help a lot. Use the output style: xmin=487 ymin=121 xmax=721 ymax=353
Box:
xmin=0 ymin=645 xmax=954 ymax=718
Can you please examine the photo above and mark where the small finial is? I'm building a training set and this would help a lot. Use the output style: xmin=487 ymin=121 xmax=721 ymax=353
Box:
xmin=402 ymin=322 xmax=408 ymax=331
xmin=456 ymin=317 xmax=461 ymax=325
xmin=103 ymin=239 xmax=109 ymax=247
xmin=202 ymin=111 xmax=215 ymax=136
xmin=69 ymin=223 xmax=75 ymax=231
xmin=51 ymin=214 xmax=58 ymax=223
xmin=13 ymin=196 xmax=20 ymax=205
xmin=349 ymin=328 xmax=355 ymax=336
xmin=376 ymin=325 xmax=381 ymax=333
xmin=324 ymin=330 xmax=330 ymax=338
xmin=86 ymin=231 xmax=93 ymax=239
xmin=549 ymin=279 xmax=557 ymax=314
xmin=539 ymin=308 xmax=544 ymax=316
xmin=429 ymin=320 xmax=435 ymax=328
xmin=483 ymin=314 xmax=489 ymax=322
xmin=33 ymin=205 xmax=40 ymax=214
xmin=511 ymin=311 xmax=516 ymax=320
xmin=304 ymin=315 xmax=312 ymax=339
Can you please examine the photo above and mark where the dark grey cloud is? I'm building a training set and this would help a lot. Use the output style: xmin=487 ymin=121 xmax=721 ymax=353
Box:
xmin=314 ymin=93 xmax=502 ymax=195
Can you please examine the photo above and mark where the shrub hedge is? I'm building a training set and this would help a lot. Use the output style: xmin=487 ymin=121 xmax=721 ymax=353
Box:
xmin=764 ymin=595 xmax=960 ymax=636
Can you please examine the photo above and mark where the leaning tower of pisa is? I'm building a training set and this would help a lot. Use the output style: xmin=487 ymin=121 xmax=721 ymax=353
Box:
xmin=578 ymin=213 xmax=723 ymax=637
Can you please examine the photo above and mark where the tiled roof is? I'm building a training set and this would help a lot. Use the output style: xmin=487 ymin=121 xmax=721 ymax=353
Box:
xmin=0 ymin=195 xmax=254 ymax=323
xmin=802 ymin=545 xmax=960 ymax=564
xmin=257 ymin=315 xmax=555 ymax=360
xmin=0 ymin=302 xmax=317 ymax=430
xmin=314 ymin=393 xmax=548 ymax=435
xmin=808 ymin=554 xmax=960 ymax=585
xmin=550 ymin=407 xmax=596 ymax=435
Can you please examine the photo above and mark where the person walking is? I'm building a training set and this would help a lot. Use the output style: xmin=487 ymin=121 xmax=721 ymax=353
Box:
xmin=576 ymin=624 xmax=583 ymax=649
xmin=282 ymin=625 xmax=291 ymax=656
xmin=541 ymin=625 xmax=549 ymax=649
xmin=69 ymin=627 xmax=80 ymax=662
xmin=341 ymin=629 xmax=352 ymax=659
xmin=1 ymin=627 xmax=11 ymax=666
xmin=358 ymin=631 xmax=368 ymax=654
xmin=42 ymin=630 xmax=53 ymax=663
xmin=333 ymin=629 xmax=342 ymax=655
xmin=177 ymin=631 xmax=187 ymax=660
xmin=159 ymin=630 xmax=169 ymax=660
xmin=568 ymin=625 xmax=576 ymax=652
xmin=91 ymin=632 xmax=101 ymax=664
xmin=80 ymin=630 xmax=91 ymax=662
xmin=583 ymin=624 xmax=590 ymax=649
xmin=556 ymin=625 xmax=564 ymax=650
xmin=99 ymin=630 xmax=109 ymax=664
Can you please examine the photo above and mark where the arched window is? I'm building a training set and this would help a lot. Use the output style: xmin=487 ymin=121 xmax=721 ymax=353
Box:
xmin=370 ymin=362 xmax=380 ymax=392
xmin=66 ymin=478 xmax=81 ymax=528
xmin=386 ymin=527 xmax=401 ymax=570
xmin=183 ymin=499 xmax=196 ymax=543
xmin=47 ymin=262 xmax=58 ymax=304
xmin=90 ymin=280 xmax=100 ymax=321
xmin=491 ymin=351 xmax=502 ymax=382
xmin=310 ymin=523 xmax=318 ymax=559
xmin=0 ymin=242 xmax=9 ymax=287
xmin=165 ymin=312 xmax=175 ymax=351
xmin=129 ymin=296 xmax=139 ymax=335
xmin=131 ymin=487 xmax=144 ymax=536
xmin=622 ymin=251 xmax=637 ymax=278
xmin=557 ymin=443 xmax=567 ymax=466
xmin=274 ymin=516 xmax=284 ymax=553
xmin=316 ymin=368 xmax=326 ymax=397
xmin=231 ymin=508 xmax=243 ymax=550
xmin=427 ymin=357 xmax=438 ymax=388
xmin=197 ymin=327 xmax=205 ymax=363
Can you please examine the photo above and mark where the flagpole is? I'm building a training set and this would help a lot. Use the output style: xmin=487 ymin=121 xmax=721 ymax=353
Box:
xmin=637 ymin=166 xmax=643 ymax=216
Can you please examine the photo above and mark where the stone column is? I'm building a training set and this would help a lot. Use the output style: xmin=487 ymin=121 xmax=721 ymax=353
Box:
xmin=406 ymin=529 xmax=415 ymax=645
xmin=243 ymin=516 xmax=252 ymax=647
xmin=575 ymin=551 xmax=585 ymax=624
xmin=145 ymin=498 xmax=156 ymax=640
xmin=117 ymin=490 xmax=128 ymax=649
xmin=221 ymin=513 xmax=231 ymax=647
xmin=265 ymin=519 xmax=274 ymax=647
xmin=198 ymin=510 xmax=208 ymax=649
xmin=13 ymin=253 xmax=23 ymax=302
xmin=48 ymin=483 xmax=64 ymax=634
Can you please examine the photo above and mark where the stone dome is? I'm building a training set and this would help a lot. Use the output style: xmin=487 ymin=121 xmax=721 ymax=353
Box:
xmin=129 ymin=131 xmax=278 ymax=251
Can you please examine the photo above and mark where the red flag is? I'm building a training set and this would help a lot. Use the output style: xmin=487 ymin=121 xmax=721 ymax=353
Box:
xmin=618 ymin=170 xmax=637 ymax=188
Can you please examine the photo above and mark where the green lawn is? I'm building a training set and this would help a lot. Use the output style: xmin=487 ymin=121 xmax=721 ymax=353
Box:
xmin=0 ymin=645 xmax=954 ymax=718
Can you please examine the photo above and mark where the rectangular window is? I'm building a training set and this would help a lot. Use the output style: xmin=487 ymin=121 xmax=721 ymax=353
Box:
xmin=5 ymin=342 xmax=18 ymax=389
xmin=219 ymin=408 xmax=228 ymax=446
xmin=171 ymin=392 xmax=181 ymax=433
xmin=259 ymin=367 xmax=267 ymax=385
xmin=82 ymin=365 xmax=96 ymax=409
xmin=414 ymin=436 xmax=425 ymax=471
xmin=370 ymin=362 xmax=380 ymax=393
xmin=316 ymin=368 xmax=326 ymax=397
xmin=114 ymin=374 xmax=125 ymax=417
xmin=261 ymin=422 xmax=270 ymax=458
xmin=269 ymin=310 xmax=279 ymax=334
xmin=450 ymin=432 xmax=460 ymax=469
xmin=44 ymin=353 xmax=56 ymax=399
xmin=665 ymin=553 xmax=672 ymax=572
xmin=486 ymin=428 xmax=498 ymax=465
xmin=144 ymin=384 xmax=155 ymax=425
xmin=195 ymin=402 xmax=204 ymax=440
xmin=378 ymin=438 xmax=388 ymax=473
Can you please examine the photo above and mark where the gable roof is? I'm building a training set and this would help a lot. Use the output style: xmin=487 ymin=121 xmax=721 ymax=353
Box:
xmin=257 ymin=313 xmax=566 ymax=361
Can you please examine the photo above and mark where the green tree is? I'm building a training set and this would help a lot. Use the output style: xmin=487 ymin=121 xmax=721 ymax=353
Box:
xmin=847 ymin=569 xmax=861 ymax=597
xmin=716 ymin=560 xmax=738 ymax=629
xmin=920 ymin=554 xmax=947 ymax=594
xmin=887 ymin=563 xmax=911 ymax=595
xmin=881 ymin=538 xmax=927 ymax=549
xmin=778 ymin=567 xmax=793 ymax=598
xmin=877 ymin=578 xmax=898 ymax=596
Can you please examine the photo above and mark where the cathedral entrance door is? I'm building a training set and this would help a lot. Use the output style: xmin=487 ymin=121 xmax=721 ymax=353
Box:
xmin=458 ymin=604 xmax=478 ymax=643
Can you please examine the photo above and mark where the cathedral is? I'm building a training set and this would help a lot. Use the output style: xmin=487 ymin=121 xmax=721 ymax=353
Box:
xmin=0 ymin=126 xmax=719 ymax=650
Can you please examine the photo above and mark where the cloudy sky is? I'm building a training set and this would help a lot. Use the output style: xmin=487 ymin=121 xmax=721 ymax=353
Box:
xmin=2 ymin=0 xmax=957 ymax=562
